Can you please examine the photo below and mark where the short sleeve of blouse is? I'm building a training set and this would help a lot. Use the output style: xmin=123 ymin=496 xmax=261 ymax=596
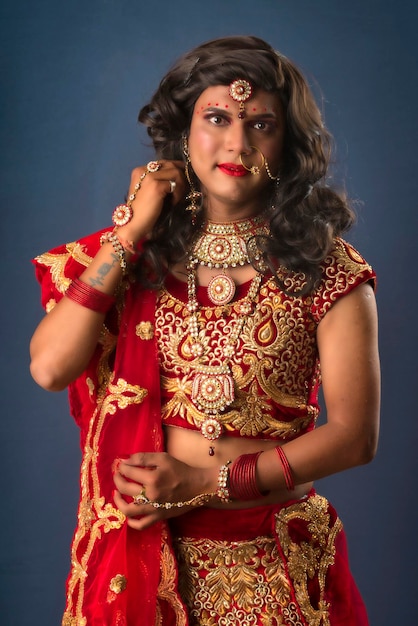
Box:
xmin=31 ymin=227 xmax=118 ymax=432
xmin=32 ymin=227 xmax=113 ymax=312
xmin=310 ymin=238 xmax=376 ymax=323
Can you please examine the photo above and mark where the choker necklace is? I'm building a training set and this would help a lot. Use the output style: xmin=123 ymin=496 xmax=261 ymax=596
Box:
xmin=186 ymin=261 xmax=262 ymax=455
xmin=190 ymin=214 xmax=269 ymax=305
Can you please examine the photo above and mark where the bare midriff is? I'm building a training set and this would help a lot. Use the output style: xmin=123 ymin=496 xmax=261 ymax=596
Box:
xmin=164 ymin=424 xmax=313 ymax=509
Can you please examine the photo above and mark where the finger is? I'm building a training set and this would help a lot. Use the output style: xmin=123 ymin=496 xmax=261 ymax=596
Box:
xmin=130 ymin=161 xmax=184 ymax=185
xmin=122 ymin=452 xmax=164 ymax=468
xmin=113 ymin=489 xmax=149 ymax=516
xmin=143 ymin=172 xmax=186 ymax=206
xmin=113 ymin=470 xmax=143 ymax=495
xmin=167 ymin=179 xmax=176 ymax=195
xmin=127 ymin=513 xmax=160 ymax=531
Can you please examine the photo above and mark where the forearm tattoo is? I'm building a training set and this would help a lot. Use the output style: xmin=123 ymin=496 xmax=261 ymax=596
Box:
xmin=88 ymin=253 xmax=120 ymax=287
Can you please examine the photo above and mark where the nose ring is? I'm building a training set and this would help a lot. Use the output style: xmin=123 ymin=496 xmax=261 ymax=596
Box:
xmin=239 ymin=146 xmax=265 ymax=175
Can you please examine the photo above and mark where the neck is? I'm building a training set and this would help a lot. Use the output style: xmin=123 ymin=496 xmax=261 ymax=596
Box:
xmin=203 ymin=199 xmax=266 ymax=223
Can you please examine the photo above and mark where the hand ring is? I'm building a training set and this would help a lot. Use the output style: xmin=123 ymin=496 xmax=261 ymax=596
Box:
xmin=147 ymin=160 xmax=162 ymax=173
xmin=132 ymin=486 xmax=148 ymax=505
xmin=168 ymin=180 xmax=176 ymax=193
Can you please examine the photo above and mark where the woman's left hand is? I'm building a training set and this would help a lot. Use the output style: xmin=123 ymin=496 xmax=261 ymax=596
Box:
xmin=113 ymin=452 xmax=216 ymax=530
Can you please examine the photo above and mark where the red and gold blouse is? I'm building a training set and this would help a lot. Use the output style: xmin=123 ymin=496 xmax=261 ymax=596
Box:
xmin=33 ymin=231 xmax=375 ymax=626
xmin=155 ymin=238 xmax=375 ymax=443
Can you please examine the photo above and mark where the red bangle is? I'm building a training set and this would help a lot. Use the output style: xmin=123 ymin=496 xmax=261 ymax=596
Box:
xmin=275 ymin=446 xmax=295 ymax=491
xmin=65 ymin=278 xmax=115 ymax=313
xmin=229 ymin=452 xmax=264 ymax=501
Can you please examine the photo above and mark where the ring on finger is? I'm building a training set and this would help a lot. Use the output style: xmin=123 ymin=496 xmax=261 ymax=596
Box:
xmin=168 ymin=180 xmax=176 ymax=193
xmin=147 ymin=160 xmax=162 ymax=173
xmin=132 ymin=486 xmax=149 ymax=505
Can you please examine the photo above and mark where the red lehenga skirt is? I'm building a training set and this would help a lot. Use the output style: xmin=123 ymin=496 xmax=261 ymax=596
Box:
xmin=169 ymin=490 xmax=369 ymax=626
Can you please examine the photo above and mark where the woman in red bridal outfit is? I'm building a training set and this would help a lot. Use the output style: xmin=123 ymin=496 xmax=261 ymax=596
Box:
xmin=30 ymin=35 xmax=380 ymax=626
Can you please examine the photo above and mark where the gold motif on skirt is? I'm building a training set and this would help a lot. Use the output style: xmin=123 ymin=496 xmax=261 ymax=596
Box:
xmin=173 ymin=534 xmax=292 ymax=625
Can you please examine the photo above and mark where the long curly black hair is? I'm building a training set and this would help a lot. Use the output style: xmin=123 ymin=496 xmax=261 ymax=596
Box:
xmin=136 ymin=35 xmax=355 ymax=293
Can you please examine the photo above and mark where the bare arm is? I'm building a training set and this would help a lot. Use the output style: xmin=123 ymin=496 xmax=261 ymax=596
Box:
xmin=257 ymin=281 xmax=380 ymax=488
xmin=30 ymin=161 xmax=185 ymax=391
xmin=113 ymin=282 xmax=380 ymax=529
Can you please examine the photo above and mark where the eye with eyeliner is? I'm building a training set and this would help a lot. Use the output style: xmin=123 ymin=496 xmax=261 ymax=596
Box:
xmin=251 ymin=120 xmax=276 ymax=133
xmin=203 ymin=111 xmax=229 ymax=126
xmin=203 ymin=110 xmax=277 ymax=133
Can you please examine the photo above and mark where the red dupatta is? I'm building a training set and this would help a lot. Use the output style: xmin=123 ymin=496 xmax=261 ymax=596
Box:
xmin=33 ymin=230 xmax=188 ymax=626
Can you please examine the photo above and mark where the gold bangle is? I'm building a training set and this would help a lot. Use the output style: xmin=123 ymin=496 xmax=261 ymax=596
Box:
xmin=100 ymin=230 xmax=127 ymax=273
xmin=216 ymin=461 xmax=232 ymax=503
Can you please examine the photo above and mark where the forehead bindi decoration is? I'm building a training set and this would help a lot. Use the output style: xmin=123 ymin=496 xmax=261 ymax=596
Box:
xmin=229 ymin=79 xmax=253 ymax=119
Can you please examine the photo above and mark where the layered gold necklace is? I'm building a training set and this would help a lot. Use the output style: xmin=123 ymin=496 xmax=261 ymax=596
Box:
xmin=186 ymin=214 xmax=269 ymax=455
xmin=189 ymin=214 xmax=269 ymax=305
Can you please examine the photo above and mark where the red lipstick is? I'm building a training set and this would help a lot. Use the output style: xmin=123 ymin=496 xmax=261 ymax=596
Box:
xmin=217 ymin=163 xmax=248 ymax=177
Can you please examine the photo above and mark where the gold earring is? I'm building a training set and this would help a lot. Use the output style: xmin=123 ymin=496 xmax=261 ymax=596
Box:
xmin=183 ymin=136 xmax=202 ymax=221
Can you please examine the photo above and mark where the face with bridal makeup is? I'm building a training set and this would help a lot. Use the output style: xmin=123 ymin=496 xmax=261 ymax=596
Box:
xmin=186 ymin=81 xmax=285 ymax=222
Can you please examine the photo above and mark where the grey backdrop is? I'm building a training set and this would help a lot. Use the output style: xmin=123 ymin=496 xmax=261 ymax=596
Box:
xmin=1 ymin=1 xmax=417 ymax=624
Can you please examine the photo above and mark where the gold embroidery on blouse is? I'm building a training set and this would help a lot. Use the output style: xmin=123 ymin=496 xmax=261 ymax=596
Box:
xmin=63 ymin=377 xmax=148 ymax=624
xmin=156 ymin=280 xmax=317 ymax=439
xmin=45 ymin=298 xmax=57 ymax=313
xmin=174 ymin=533 xmax=291 ymax=625
xmin=275 ymin=494 xmax=342 ymax=626
xmin=35 ymin=242 xmax=92 ymax=294
xmin=312 ymin=239 xmax=374 ymax=320
xmin=156 ymin=238 xmax=371 ymax=441
xmin=135 ymin=321 xmax=155 ymax=340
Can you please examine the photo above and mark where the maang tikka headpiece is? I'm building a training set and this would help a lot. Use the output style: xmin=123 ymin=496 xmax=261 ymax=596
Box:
xmin=229 ymin=79 xmax=253 ymax=119
xmin=229 ymin=78 xmax=280 ymax=182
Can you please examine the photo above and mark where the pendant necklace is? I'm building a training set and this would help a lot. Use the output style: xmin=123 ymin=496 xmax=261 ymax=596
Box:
xmin=186 ymin=259 xmax=262 ymax=455
xmin=190 ymin=214 xmax=269 ymax=306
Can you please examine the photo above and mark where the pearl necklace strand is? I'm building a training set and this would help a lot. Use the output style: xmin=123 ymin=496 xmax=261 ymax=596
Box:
xmin=186 ymin=260 xmax=262 ymax=454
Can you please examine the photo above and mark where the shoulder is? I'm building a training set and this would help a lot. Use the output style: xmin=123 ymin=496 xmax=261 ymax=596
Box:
xmin=311 ymin=238 xmax=376 ymax=322
xmin=32 ymin=228 xmax=113 ymax=310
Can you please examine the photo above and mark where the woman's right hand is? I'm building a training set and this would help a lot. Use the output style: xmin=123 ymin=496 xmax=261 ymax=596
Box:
xmin=30 ymin=159 xmax=187 ymax=392
xmin=116 ymin=160 xmax=186 ymax=245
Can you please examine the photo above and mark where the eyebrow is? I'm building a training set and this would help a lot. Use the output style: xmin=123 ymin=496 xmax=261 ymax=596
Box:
xmin=202 ymin=106 xmax=278 ymax=120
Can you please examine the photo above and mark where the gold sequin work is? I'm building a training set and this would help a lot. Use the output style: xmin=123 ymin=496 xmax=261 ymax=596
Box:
xmin=156 ymin=239 xmax=373 ymax=441
xmin=174 ymin=534 xmax=291 ymax=625
xmin=172 ymin=494 xmax=343 ymax=626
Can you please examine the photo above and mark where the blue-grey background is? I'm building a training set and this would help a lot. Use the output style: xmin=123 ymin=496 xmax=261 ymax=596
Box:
xmin=1 ymin=1 xmax=417 ymax=624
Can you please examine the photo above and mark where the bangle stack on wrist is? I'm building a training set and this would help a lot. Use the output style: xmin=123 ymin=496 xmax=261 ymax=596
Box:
xmin=157 ymin=449 xmax=293 ymax=507
xmin=275 ymin=446 xmax=295 ymax=491
xmin=65 ymin=278 xmax=115 ymax=313
xmin=228 ymin=452 xmax=264 ymax=501
xmin=100 ymin=230 xmax=128 ymax=273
